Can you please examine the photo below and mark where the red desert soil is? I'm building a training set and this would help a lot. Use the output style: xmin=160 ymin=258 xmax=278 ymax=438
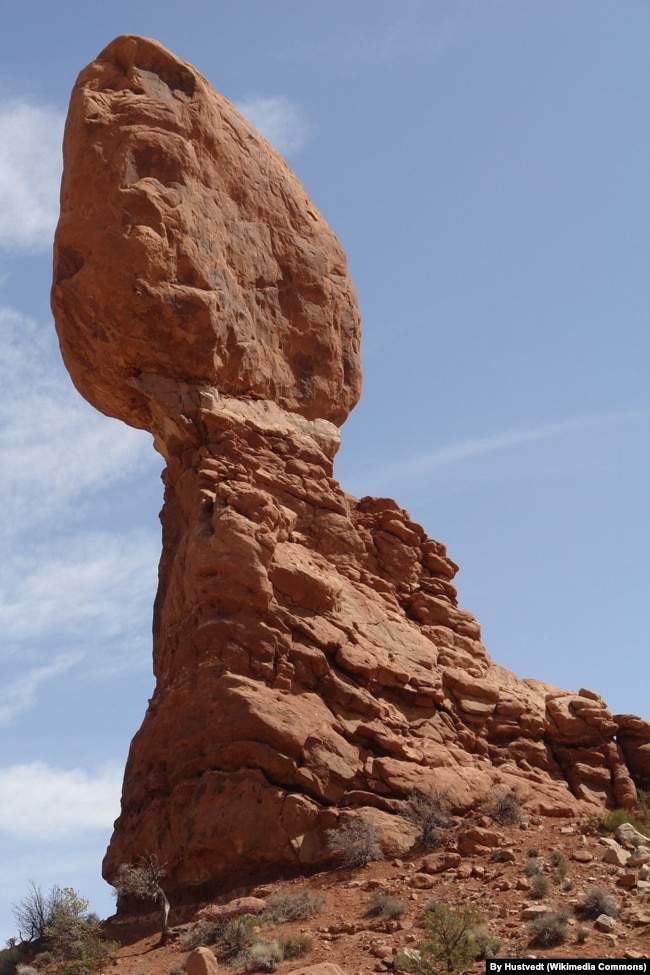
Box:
xmin=98 ymin=812 xmax=650 ymax=974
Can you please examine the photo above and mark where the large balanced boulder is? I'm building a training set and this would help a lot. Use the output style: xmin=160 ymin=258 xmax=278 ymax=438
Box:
xmin=52 ymin=35 xmax=644 ymax=909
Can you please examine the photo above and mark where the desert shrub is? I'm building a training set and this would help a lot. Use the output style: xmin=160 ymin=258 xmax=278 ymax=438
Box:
xmin=0 ymin=945 xmax=21 ymax=975
xmin=170 ymin=964 xmax=184 ymax=975
xmin=12 ymin=881 xmax=66 ymax=943
xmin=576 ymin=925 xmax=589 ymax=944
xmin=182 ymin=918 xmax=220 ymax=949
xmin=580 ymin=887 xmax=620 ymax=920
xmin=637 ymin=789 xmax=650 ymax=825
xmin=16 ymin=966 xmax=38 ymax=975
xmin=405 ymin=790 xmax=452 ymax=849
xmin=524 ymin=857 xmax=543 ymax=878
xmin=262 ymin=889 xmax=323 ymax=924
xmin=599 ymin=808 xmax=648 ymax=834
xmin=411 ymin=902 xmax=483 ymax=973
xmin=33 ymin=951 xmax=54 ymax=968
xmin=530 ymin=873 xmax=550 ymax=899
xmin=484 ymin=788 xmax=523 ymax=825
xmin=112 ymin=855 xmax=170 ymax=944
xmin=43 ymin=887 xmax=117 ymax=974
xmin=368 ymin=889 xmax=407 ymax=919
xmin=277 ymin=933 xmax=312 ymax=959
xmin=326 ymin=818 xmax=382 ymax=868
xmin=246 ymin=939 xmax=283 ymax=972
xmin=471 ymin=924 xmax=501 ymax=960
xmin=549 ymin=849 xmax=569 ymax=883
xmin=217 ymin=915 xmax=258 ymax=960
xmin=526 ymin=848 xmax=539 ymax=858
xmin=527 ymin=909 xmax=568 ymax=947
xmin=394 ymin=948 xmax=422 ymax=972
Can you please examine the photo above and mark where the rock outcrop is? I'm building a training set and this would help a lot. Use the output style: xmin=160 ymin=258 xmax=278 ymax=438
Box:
xmin=52 ymin=35 xmax=647 ymax=908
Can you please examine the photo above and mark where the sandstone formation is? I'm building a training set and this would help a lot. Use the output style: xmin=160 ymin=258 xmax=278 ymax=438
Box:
xmin=52 ymin=35 xmax=648 ymax=910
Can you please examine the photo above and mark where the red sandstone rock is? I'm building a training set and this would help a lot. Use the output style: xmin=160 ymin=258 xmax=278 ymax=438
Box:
xmin=52 ymin=34 xmax=361 ymax=434
xmin=51 ymin=35 xmax=647 ymax=913
xmin=185 ymin=947 xmax=219 ymax=975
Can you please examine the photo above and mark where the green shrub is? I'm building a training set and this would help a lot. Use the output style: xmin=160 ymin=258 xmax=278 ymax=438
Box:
xmin=580 ymin=887 xmax=619 ymax=920
xmin=262 ymin=889 xmax=323 ymax=924
xmin=411 ymin=903 xmax=484 ymax=973
xmin=367 ymin=888 xmax=407 ymax=919
xmin=326 ymin=818 xmax=382 ymax=868
xmin=216 ymin=914 xmax=257 ymax=960
xmin=527 ymin=910 xmax=568 ymax=947
xmin=43 ymin=888 xmax=117 ymax=974
xmin=405 ymin=790 xmax=452 ymax=849
xmin=599 ymin=808 xmax=648 ymax=834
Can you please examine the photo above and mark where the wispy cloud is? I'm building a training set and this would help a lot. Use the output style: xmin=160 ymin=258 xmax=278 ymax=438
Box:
xmin=0 ymin=531 xmax=158 ymax=652
xmin=0 ymin=100 xmax=64 ymax=253
xmin=236 ymin=95 xmax=311 ymax=156
xmin=0 ymin=763 xmax=121 ymax=839
xmin=0 ymin=305 xmax=159 ymax=720
xmin=369 ymin=6 xmax=469 ymax=64
xmin=348 ymin=411 xmax=650 ymax=491
xmin=0 ymin=306 xmax=157 ymax=539
xmin=0 ymin=654 xmax=83 ymax=726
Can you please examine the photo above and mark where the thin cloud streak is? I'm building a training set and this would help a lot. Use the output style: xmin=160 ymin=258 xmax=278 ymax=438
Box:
xmin=0 ymin=306 xmax=157 ymax=538
xmin=350 ymin=411 xmax=650 ymax=490
xmin=0 ymin=531 xmax=158 ymax=650
xmin=0 ymin=99 xmax=64 ymax=253
xmin=0 ymin=654 xmax=83 ymax=726
xmin=236 ymin=95 xmax=311 ymax=156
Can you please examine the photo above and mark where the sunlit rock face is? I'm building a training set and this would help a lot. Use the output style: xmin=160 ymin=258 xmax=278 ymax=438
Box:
xmin=53 ymin=35 xmax=642 ymax=907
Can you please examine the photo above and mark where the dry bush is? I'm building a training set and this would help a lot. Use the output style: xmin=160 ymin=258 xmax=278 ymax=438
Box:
xmin=246 ymin=939 xmax=283 ymax=972
xmin=277 ymin=933 xmax=312 ymax=959
xmin=262 ymin=889 xmax=323 ymax=924
xmin=405 ymin=790 xmax=452 ymax=849
xmin=326 ymin=818 xmax=382 ymax=868
xmin=530 ymin=873 xmax=550 ymax=899
xmin=367 ymin=889 xmax=407 ymax=919
xmin=484 ymin=788 xmax=523 ymax=825
xmin=580 ymin=887 xmax=620 ymax=920
xmin=527 ymin=909 xmax=568 ymax=947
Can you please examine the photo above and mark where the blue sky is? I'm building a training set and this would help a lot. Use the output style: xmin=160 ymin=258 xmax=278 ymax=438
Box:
xmin=0 ymin=0 xmax=648 ymax=942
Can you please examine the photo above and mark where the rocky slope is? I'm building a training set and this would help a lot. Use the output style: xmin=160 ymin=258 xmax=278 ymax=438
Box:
xmin=51 ymin=35 xmax=650 ymax=909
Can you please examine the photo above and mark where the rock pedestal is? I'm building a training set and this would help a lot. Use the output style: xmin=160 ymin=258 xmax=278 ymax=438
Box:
xmin=51 ymin=35 xmax=645 ymax=908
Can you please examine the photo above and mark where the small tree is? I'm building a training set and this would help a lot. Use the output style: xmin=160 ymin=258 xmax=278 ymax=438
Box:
xmin=112 ymin=854 xmax=170 ymax=945
xmin=12 ymin=881 xmax=60 ymax=942
xmin=43 ymin=887 xmax=117 ymax=972
xmin=415 ymin=903 xmax=483 ymax=973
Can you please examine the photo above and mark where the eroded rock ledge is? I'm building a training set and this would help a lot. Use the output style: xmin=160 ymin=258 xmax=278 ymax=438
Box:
xmin=51 ymin=35 xmax=649 ymax=906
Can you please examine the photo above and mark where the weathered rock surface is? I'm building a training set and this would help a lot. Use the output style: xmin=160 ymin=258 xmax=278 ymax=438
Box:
xmin=51 ymin=35 xmax=648 ymax=911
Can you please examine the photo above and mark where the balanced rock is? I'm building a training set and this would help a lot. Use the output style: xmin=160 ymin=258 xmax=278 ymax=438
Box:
xmin=52 ymin=36 xmax=646 ymax=910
